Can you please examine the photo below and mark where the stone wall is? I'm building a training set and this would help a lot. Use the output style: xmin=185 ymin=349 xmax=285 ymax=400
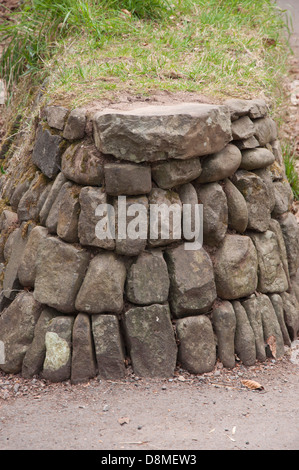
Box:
xmin=0 ymin=98 xmax=298 ymax=383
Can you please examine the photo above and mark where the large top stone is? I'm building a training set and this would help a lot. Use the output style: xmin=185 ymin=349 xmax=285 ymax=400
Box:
xmin=93 ymin=103 xmax=232 ymax=163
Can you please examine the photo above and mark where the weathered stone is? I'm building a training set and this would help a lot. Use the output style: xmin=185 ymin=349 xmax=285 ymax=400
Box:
xmin=177 ymin=183 xmax=199 ymax=241
xmin=176 ymin=316 xmax=216 ymax=374
xmin=213 ymin=234 xmax=258 ymax=300
xmin=75 ymin=252 xmax=126 ymax=314
xmin=152 ymin=157 xmax=202 ymax=189
xmin=268 ymin=218 xmax=291 ymax=288
xmin=232 ymin=300 xmax=256 ymax=366
xmin=57 ymin=183 xmax=81 ymax=243
xmin=18 ymin=225 xmax=49 ymax=287
xmin=63 ymin=108 xmax=86 ymax=141
xmin=22 ymin=307 xmax=57 ymax=378
xmin=10 ymin=181 xmax=30 ymax=212
xmin=242 ymin=295 xmax=267 ymax=362
xmin=61 ymin=142 xmax=105 ymax=186
xmin=3 ymin=225 xmax=29 ymax=299
xmin=234 ymin=135 xmax=259 ymax=150
xmin=224 ymin=98 xmax=268 ymax=120
xmin=71 ymin=313 xmax=97 ymax=384
xmin=148 ymin=188 xmax=182 ymax=247
xmin=123 ymin=303 xmax=177 ymax=378
xmin=212 ymin=301 xmax=236 ymax=369
xmin=78 ymin=186 xmax=115 ymax=250
xmin=195 ymin=182 xmax=228 ymax=246
xmin=39 ymin=172 xmax=67 ymax=225
xmin=248 ymin=230 xmax=289 ymax=294
xmin=276 ymin=211 xmax=299 ymax=277
xmin=253 ymin=168 xmax=275 ymax=212
xmin=92 ymin=314 xmax=126 ymax=380
xmin=269 ymin=293 xmax=291 ymax=346
xmin=45 ymin=105 xmax=69 ymax=130
xmin=114 ymin=195 xmax=148 ymax=256
xmin=165 ymin=244 xmax=216 ymax=318
xmin=271 ymin=180 xmax=294 ymax=217
xmin=0 ymin=209 xmax=18 ymax=232
xmin=253 ymin=116 xmax=277 ymax=146
xmin=280 ymin=291 xmax=299 ymax=341
xmin=126 ymin=250 xmax=170 ymax=305
xmin=32 ymin=124 xmax=63 ymax=178
xmin=104 ymin=162 xmax=152 ymax=195
xmin=197 ymin=144 xmax=241 ymax=184
xmin=240 ymin=148 xmax=275 ymax=170
xmin=257 ymin=294 xmax=285 ymax=359
xmin=93 ymin=103 xmax=232 ymax=163
xmin=42 ymin=315 xmax=74 ymax=382
xmin=223 ymin=178 xmax=248 ymax=233
xmin=17 ymin=172 xmax=49 ymax=222
xmin=231 ymin=116 xmax=255 ymax=140
xmin=34 ymin=237 xmax=90 ymax=313
xmin=0 ymin=292 xmax=42 ymax=374
xmin=232 ymin=170 xmax=271 ymax=232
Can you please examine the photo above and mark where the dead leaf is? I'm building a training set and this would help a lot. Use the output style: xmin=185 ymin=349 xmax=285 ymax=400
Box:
xmin=118 ymin=417 xmax=130 ymax=426
xmin=121 ymin=9 xmax=132 ymax=17
xmin=241 ymin=379 xmax=264 ymax=391
xmin=266 ymin=335 xmax=276 ymax=358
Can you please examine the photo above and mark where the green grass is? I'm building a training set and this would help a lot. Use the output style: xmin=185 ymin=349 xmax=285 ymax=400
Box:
xmin=0 ymin=0 xmax=293 ymax=109
xmin=282 ymin=142 xmax=299 ymax=200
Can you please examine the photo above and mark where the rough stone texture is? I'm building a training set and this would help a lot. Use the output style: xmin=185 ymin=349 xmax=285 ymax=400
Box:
xmin=92 ymin=314 xmax=126 ymax=380
xmin=56 ymin=183 xmax=81 ymax=243
xmin=280 ymin=291 xmax=299 ymax=341
xmin=177 ymin=183 xmax=199 ymax=241
xmin=272 ymin=180 xmax=294 ymax=217
xmin=165 ymin=244 xmax=216 ymax=318
xmin=223 ymin=178 xmax=248 ymax=233
xmin=75 ymin=252 xmax=126 ymax=314
xmin=39 ymin=172 xmax=67 ymax=225
xmin=195 ymin=182 xmax=228 ymax=246
xmin=32 ymin=124 xmax=63 ymax=178
xmin=253 ymin=116 xmax=277 ymax=146
xmin=234 ymin=135 xmax=259 ymax=150
xmin=61 ymin=142 xmax=104 ymax=186
xmin=151 ymin=157 xmax=202 ymax=189
xmin=232 ymin=169 xmax=271 ymax=232
xmin=212 ymin=301 xmax=236 ymax=369
xmin=242 ymin=295 xmax=267 ymax=362
xmin=3 ymin=225 xmax=29 ymax=299
xmin=123 ymin=303 xmax=177 ymax=378
xmin=17 ymin=172 xmax=49 ymax=222
xmin=240 ymin=148 xmax=275 ymax=170
xmin=93 ymin=103 xmax=232 ymax=163
xmin=10 ymin=181 xmax=30 ymax=212
xmin=22 ymin=307 xmax=57 ymax=378
xmin=34 ymin=237 xmax=90 ymax=313
xmin=232 ymin=300 xmax=256 ymax=366
xmin=18 ymin=225 xmax=49 ymax=287
xmin=63 ymin=108 xmax=86 ymax=141
xmin=269 ymin=293 xmax=291 ymax=346
xmin=0 ymin=209 xmax=18 ymax=231
xmin=126 ymin=250 xmax=170 ymax=305
xmin=45 ymin=181 xmax=73 ymax=234
xmin=148 ymin=188 xmax=182 ymax=247
xmin=248 ymin=230 xmax=289 ymax=294
xmin=213 ymin=234 xmax=258 ymax=300
xmin=0 ymin=292 xmax=42 ymax=374
xmin=176 ymin=316 xmax=216 ymax=374
xmin=268 ymin=218 xmax=291 ymax=289
xmin=42 ymin=316 xmax=74 ymax=382
xmin=114 ymin=195 xmax=148 ymax=256
xmin=78 ymin=186 xmax=115 ymax=250
xmin=224 ymin=98 xmax=268 ymax=120
xmin=276 ymin=211 xmax=299 ymax=277
xmin=104 ymin=163 xmax=152 ymax=196
xmin=253 ymin=168 xmax=275 ymax=213
xmin=71 ymin=313 xmax=97 ymax=384
xmin=256 ymin=294 xmax=285 ymax=359
xmin=231 ymin=116 xmax=255 ymax=140
xmin=196 ymin=144 xmax=241 ymax=184
xmin=45 ymin=106 xmax=69 ymax=130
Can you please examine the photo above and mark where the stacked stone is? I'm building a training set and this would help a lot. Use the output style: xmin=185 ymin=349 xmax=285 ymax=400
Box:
xmin=0 ymin=99 xmax=298 ymax=383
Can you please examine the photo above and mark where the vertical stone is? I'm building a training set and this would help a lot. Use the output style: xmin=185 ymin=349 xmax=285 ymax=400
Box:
xmin=212 ymin=301 xmax=236 ymax=369
xmin=232 ymin=300 xmax=256 ymax=366
xmin=71 ymin=314 xmax=97 ymax=384
xmin=242 ymin=295 xmax=266 ymax=362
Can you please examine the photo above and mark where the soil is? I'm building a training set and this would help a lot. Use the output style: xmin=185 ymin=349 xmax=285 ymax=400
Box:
xmin=0 ymin=0 xmax=299 ymax=452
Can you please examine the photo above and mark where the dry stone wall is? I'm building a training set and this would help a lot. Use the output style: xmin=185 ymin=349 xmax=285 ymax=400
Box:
xmin=0 ymin=98 xmax=299 ymax=383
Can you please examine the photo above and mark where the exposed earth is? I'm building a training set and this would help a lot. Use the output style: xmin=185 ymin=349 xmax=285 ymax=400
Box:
xmin=0 ymin=0 xmax=299 ymax=452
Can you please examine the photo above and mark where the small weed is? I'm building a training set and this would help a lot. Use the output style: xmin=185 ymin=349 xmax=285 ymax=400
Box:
xmin=282 ymin=142 xmax=299 ymax=200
